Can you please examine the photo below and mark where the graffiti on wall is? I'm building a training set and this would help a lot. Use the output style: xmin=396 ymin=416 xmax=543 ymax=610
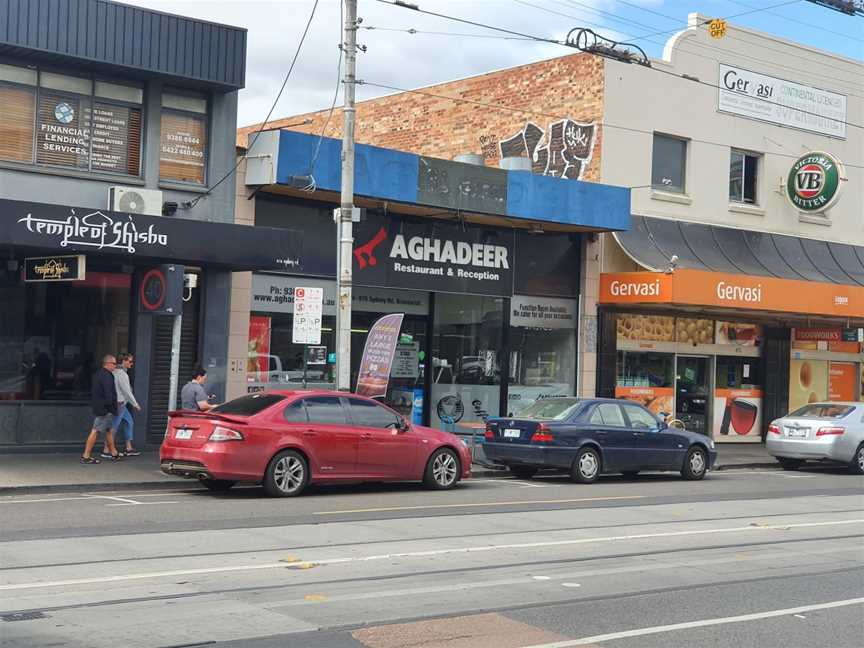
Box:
xmin=497 ymin=119 xmax=596 ymax=180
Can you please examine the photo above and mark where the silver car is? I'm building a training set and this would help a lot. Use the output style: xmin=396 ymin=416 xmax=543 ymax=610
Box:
xmin=767 ymin=402 xmax=864 ymax=473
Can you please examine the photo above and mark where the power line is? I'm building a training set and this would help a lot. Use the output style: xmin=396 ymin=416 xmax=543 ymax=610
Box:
xmin=361 ymin=25 xmax=535 ymax=40
xmin=722 ymin=0 xmax=862 ymax=41
xmin=376 ymin=0 xmax=863 ymax=130
xmin=538 ymin=0 xmax=864 ymax=93
xmin=356 ymin=79 xmax=864 ymax=169
xmin=189 ymin=0 xmax=321 ymax=208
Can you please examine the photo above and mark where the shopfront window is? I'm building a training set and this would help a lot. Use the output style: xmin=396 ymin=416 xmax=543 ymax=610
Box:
xmin=431 ymin=294 xmax=503 ymax=430
xmin=0 ymin=65 xmax=143 ymax=175
xmin=615 ymin=351 xmax=674 ymax=417
xmin=507 ymin=295 xmax=576 ymax=416
xmin=0 ymin=270 xmax=131 ymax=403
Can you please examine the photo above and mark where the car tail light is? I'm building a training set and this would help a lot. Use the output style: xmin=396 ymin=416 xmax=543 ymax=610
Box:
xmin=816 ymin=426 xmax=845 ymax=437
xmin=531 ymin=423 xmax=554 ymax=443
xmin=484 ymin=425 xmax=494 ymax=440
xmin=768 ymin=424 xmax=781 ymax=435
xmin=208 ymin=426 xmax=244 ymax=442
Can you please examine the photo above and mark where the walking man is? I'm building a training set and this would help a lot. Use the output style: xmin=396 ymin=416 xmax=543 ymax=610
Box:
xmin=81 ymin=354 xmax=121 ymax=464
xmin=103 ymin=353 xmax=142 ymax=458
xmin=180 ymin=367 xmax=217 ymax=411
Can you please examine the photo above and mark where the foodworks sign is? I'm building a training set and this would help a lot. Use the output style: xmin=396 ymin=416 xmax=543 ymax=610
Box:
xmin=786 ymin=152 xmax=845 ymax=213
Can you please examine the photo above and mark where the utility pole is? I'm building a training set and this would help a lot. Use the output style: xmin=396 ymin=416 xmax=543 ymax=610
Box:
xmin=336 ymin=0 xmax=358 ymax=391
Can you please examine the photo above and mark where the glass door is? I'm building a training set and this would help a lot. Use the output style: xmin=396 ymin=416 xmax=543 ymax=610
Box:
xmin=675 ymin=356 xmax=710 ymax=436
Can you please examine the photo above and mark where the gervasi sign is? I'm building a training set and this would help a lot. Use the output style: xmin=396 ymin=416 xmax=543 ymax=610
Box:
xmin=786 ymin=151 xmax=846 ymax=213
xmin=352 ymin=212 xmax=514 ymax=296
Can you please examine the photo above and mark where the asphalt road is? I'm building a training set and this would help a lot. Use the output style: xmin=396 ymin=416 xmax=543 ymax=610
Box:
xmin=1 ymin=467 xmax=862 ymax=648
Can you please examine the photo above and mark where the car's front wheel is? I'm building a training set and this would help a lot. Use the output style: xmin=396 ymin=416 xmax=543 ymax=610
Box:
xmin=510 ymin=466 xmax=538 ymax=480
xmin=424 ymin=448 xmax=461 ymax=490
xmin=849 ymin=444 xmax=864 ymax=475
xmin=681 ymin=446 xmax=707 ymax=480
xmin=571 ymin=447 xmax=600 ymax=483
xmin=199 ymin=478 xmax=236 ymax=492
xmin=264 ymin=449 xmax=309 ymax=497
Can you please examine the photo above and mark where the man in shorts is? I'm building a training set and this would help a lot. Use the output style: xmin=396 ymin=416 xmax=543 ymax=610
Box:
xmin=81 ymin=354 xmax=121 ymax=464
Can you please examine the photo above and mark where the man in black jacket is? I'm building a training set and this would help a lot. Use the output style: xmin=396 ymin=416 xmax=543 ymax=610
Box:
xmin=81 ymin=354 xmax=121 ymax=463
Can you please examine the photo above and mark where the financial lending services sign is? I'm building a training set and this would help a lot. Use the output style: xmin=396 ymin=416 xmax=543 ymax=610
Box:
xmin=718 ymin=65 xmax=847 ymax=139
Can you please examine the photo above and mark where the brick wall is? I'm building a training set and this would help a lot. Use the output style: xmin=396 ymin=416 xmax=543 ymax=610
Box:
xmin=238 ymin=52 xmax=605 ymax=182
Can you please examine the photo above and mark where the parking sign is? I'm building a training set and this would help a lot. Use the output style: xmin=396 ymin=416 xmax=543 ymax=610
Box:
xmin=292 ymin=286 xmax=323 ymax=344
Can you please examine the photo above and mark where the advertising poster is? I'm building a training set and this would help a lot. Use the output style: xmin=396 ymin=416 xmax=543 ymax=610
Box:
xmin=616 ymin=314 xmax=674 ymax=342
xmin=356 ymin=313 xmax=404 ymax=398
xmin=676 ymin=318 xmax=714 ymax=345
xmin=247 ymin=316 xmax=271 ymax=381
xmin=615 ymin=386 xmax=674 ymax=417
xmin=829 ymin=362 xmax=858 ymax=402
xmin=431 ymin=384 xmax=500 ymax=432
xmin=713 ymin=389 xmax=763 ymax=440
xmin=788 ymin=359 xmax=829 ymax=412
xmin=715 ymin=322 xmax=761 ymax=346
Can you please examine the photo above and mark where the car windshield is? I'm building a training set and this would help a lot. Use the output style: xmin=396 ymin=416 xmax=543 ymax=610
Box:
xmin=787 ymin=404 xmax=855 ymax=419
xmin=515 ymin=397 xmax=583 ymax=420
xmin=212 ymin=393 xmax=285 ymax=416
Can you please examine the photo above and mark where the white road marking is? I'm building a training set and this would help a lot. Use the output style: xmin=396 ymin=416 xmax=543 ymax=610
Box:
xmin=84 ymin=494 xmax=144 ymax=505
xmin=533 ymin=576 xmax=552 ymax=581
xmin=561 ymin=582 xmax=581 ymax=588
xmin=314 ymin=495 xmax=644 ymax=514
xmin=793 ymin=614 xmax=807 ymax=619
xmin=1 ymin=518 xmax=860 ymax=592
xmin=522 ymin=598 xmax=864 ymax=647
xmin=0 ymin=496 xmax=93 ymax=505
xmin=106 ymin=501 xmax=180 ymax=507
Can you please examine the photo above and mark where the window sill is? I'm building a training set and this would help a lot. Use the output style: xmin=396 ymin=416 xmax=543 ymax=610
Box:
xmin=0 ymin=160 xmax=145 ymax=186
xmin=158 ymin=181 xmax=210 ymax=194
xmin=650 ymin=190 xmax=692 ymax=205
xmin=798 ymin=213 xmax=832 ymax=227
xmin=728 ymin=203 xmax=765 ymax=216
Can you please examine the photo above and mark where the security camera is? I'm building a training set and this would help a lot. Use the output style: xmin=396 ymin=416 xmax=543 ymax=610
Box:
xmin=665 ymin=254 xmax=679 ymax=274
xmin=162 ymin=201 xmax=179 ymax=217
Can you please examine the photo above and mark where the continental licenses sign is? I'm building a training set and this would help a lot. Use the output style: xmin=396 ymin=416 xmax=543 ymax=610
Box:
xmin=24 ymin=255 xmax=86 ymax=282
xmin=786 ymin=152 xmax=845 ymax=213
xmin=600 ymin=270 xmax=864 ymax=318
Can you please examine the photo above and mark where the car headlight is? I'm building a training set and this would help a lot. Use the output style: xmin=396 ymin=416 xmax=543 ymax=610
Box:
xmin=708 ymin=438 xmax=715 ymax=449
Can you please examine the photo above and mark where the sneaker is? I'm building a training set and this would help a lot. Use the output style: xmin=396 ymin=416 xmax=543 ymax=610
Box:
xmin=80 ymin=456 xmax=101 ymax=464
xmin=99 ymin=452 xmax=113 ymax=459
xmin=110 ymin=454 xmax=123 ymax=462
xmin=124 ymin=450 xmax=141 ymax=457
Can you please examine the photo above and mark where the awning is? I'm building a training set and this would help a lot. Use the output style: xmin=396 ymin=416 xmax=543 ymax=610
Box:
xmin=615 ymin=215 xmax=864 ymax=286
xmin=1 ymin=198 xmax=297 ymax=272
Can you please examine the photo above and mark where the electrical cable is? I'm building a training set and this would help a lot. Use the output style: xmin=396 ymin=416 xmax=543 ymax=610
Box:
xmin=376 ymin=0 xmax=863 ymax=131
xmin=361 ymin=25 xmax=535 ymax=40
xmin=356 ymin=79 xmax=864 ymax=169
xmin=188 ymin=0 xmax=321 ymax=208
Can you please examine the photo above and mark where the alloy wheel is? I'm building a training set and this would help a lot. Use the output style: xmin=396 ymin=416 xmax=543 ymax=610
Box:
xmin=689 ymin=449 xmax=706 ymax=475
xmin=579 ymin=451 xmax=598 ymax=479
xmin=432 ymin=451 xmax=458 ymax=487
xmin=273 ymin=455 xmax=305 ymax=494
xmin=858 ymin=447 xmax=864 ymax=473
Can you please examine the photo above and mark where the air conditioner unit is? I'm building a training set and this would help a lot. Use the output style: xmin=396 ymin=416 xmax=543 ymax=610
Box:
xmin=108 ymin=186 xmax=163 ymax=216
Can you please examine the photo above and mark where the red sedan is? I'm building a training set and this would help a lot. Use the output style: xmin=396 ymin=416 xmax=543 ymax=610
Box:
xmin=160 ymin=390 xmax=472 ymax=496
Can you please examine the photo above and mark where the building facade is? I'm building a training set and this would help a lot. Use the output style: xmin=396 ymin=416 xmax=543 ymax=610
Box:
xmin=0 ymin=0 xmax=288 ymax=450
xmin=227 ymin=130 xmax=630 ymax=435
xmin=244 ymin=13 xmax=863 ymax=442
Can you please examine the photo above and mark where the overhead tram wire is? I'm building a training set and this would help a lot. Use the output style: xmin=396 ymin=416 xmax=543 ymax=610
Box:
xmin=356 ymin=79 xmax=864 ymax=170
xmin=375 ymin=0 xmax=864 ymax=131
xmin=361 ymin=25 xmax=535 ymax=41
xmin=537 ymin=0 xmax=864 ymax=93
xmin=187 ymin=0 xmax=321 ymax=209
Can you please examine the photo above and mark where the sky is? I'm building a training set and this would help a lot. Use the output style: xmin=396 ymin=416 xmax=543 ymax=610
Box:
xmin=123 ymin=0 xmax=864 ymax=127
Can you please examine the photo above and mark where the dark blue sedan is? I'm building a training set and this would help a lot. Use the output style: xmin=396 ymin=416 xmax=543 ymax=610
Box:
xmin=484 ymin=398 xmax=717 ymax=482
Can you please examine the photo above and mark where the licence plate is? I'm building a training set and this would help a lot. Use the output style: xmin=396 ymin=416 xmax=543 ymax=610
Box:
xmin=503 ymin=428 xmax=522 ymax=438
xmin=787 ymin=428 xmax=808 ymax=439
xmin=175 ymin=428 xmax=193 ymax=440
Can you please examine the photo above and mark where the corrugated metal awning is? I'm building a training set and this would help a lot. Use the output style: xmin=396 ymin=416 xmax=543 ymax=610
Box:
xmin=614 ymin=215 xmax=864 ymax=287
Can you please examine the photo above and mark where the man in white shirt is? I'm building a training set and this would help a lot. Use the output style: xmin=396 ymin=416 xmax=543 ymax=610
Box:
xmin=103 ymin=353 xmax=142 ymax=458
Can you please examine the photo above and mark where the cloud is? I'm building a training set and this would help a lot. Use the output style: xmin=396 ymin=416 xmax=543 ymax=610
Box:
xmin=119 ymin=1 xmax=676 ymax=125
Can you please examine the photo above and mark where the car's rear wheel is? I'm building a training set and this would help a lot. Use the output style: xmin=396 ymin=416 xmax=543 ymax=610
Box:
xmin=199 ymin=478 xmax=236 ymax=492
xmin=510 ymin=466 xmax=538 ymax=480
xmin=571 ymin=447 xmax=600 ymax=483
xmin=849 ymin=444 xmax=864 ymax=475
xmin=681 ymin=446 xmax=707 ymax=480
xmin=778 ymin=457 xmax=803 ymax=471
xmin=264 ymin=450 xmax=309 ymax=497
xmin=424 ymin=448 xmax=461 ymax=490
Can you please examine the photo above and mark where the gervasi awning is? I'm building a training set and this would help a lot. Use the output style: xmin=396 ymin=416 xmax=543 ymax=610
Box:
xmin=615 ymin=215 xmax=864 ymax=286
xmin=0 ymin=198 xmax=301 ymax=272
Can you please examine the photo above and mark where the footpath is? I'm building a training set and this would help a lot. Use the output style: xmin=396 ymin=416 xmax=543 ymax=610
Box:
xmin=0 ymin=442 xmax=779 ymax=495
